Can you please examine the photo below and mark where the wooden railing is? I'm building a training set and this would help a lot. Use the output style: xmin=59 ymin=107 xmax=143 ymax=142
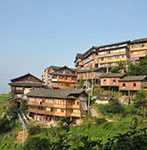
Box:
xmin=28 ymin=108 xmax=81 ymax=117
xmin=28 ymin=102 xmax=80 ymax=109
xmin=99 ymin=58 xmax=127 ymax=64
xmin=28 ymin=108 xmax=66 ymax=117
xmin=97 ymin=51 xmax=126 ymax=58
xmin=130 ymin=47 xmax=147 ymax=51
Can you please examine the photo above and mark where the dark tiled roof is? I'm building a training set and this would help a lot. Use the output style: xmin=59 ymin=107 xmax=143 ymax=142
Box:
xmin=82 ymin=47 xmax=95 ymax=58
xmin=96 ymin=94 xmax=113 ymax=100
xmin=11 ymin=73 xmax=43 ymax=83
xmin=98 ymin=41 xmax=130 ymax=49
xmin=74 ymin=53 xmax=83 ymax=62
xmin=76 ymin=53 xmax=83 ymax=59
xmin=45 ymin=65 xmax=76 ymax=72
xmin=142 ymin=82 xmax=147 ymax=88
xmin=131 ymin=38 xmax=147 ymax=44
xmin=27 ymin=89 xmax=86 ymax=99
xmin=119 ymin=76 xmax=146 ymax=82
xmin=99 ymin=73 xmax=126 ymax=78
xmin=9 ymin=82 xmax=46 ymax=88
xmin=57 ymin=66 xmax=76 ymax=72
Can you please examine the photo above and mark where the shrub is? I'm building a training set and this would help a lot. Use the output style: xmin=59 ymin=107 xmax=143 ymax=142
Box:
xmin=28 ymin=126 xmax=42 ymax=135
xmin=24 ymin=137 xmax=51 ymax=150
xmin=0 ymin=119 xmax=11 ymax=135
xmin=95 ymin=118 xmax=107 ymax=125
xmin=106 ymin=99 xmax=124 ymax=114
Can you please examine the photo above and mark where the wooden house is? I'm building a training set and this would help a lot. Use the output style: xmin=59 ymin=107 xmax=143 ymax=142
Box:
xmin=119 ymin=75 xmax=147 ymax=96
xmin=27 ymin=89 xmax=88 ymax=122
xmin=42 ymin=66 xmax=77 ymax=89
xmin=130 ymin=38 xmax=147 ymax=62
xmin=99 ymin=73 xmax=125 ymax=91
xmin=9 ymin=73 xmax=45 ymax=105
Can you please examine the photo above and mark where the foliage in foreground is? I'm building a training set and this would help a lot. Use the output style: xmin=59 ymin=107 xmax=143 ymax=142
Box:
xmin=23 ymin=126 xmax=147 ymax=150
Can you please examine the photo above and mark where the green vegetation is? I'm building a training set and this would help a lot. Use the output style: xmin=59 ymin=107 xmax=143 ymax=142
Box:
xmin=128 ymin=56 xmax=147 ymax=75
xmin=0 ymin=94 xmax=147 ymax=149
xmin=0 ymin=94 xmax=22 ymax=150
xmin=110 ymin=61 xmax=126 ymax=73
xmin=0 ymin=94 xmax=10 ymax=116
xmin=133 ymin=90 xmax=147 ymax=118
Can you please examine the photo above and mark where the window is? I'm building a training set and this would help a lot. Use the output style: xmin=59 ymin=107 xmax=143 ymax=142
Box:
xmin=113 ymin=79 xmax=116 ymax=84
xmin=95 ymin=64 xmax=98 ymax=68
xmin=133 ymin=83 xmax=136 ymax=87
xmin=103 ymin=79 xmax=107 ymax=84
xmin=123 ymin=83 xmax=125 ymax=87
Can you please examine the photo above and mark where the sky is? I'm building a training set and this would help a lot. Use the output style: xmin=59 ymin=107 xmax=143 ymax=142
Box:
xmin=0 ymin=0 xmax=147 ymax=94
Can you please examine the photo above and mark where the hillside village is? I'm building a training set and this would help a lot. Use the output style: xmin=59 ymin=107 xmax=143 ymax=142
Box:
xmin=1 ymin=37 xmax=147 ymax=149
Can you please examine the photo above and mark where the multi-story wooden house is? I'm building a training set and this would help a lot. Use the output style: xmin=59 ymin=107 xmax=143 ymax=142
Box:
xmin=95 ymin=41 xmax=130 ymax=72
xmin=9 ymin=73 xmax=45 ymax=105
xmin=119 ymin=75 xmax=147 ymax=96
xmin=42 ymin=66 xmax=77 ymax=89
xmin=75 ymin=48 xmax=104 ymax=84
xmin=27 ymin=89 xmax=88 ymax=122
xmin=99 ymin=73 xmax=125 ymax=91
xmin=75 ymin=38 xmax=147 ymax=86
xmin=75 ymin=41 xmax=130 ymax=84
xmin=130 ymin=38 xmax=147 ymax=62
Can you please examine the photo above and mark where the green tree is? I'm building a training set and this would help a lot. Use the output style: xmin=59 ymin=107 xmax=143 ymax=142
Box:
xmin=76 ymin=79 xmax=85 ymax=89
xmin=128 ymin=56 xmax=147 ymax=75
xmin=134 ymin=90 xmax=147 ymax=118
xmin=110 ymin=61 xmax=126 ymax=73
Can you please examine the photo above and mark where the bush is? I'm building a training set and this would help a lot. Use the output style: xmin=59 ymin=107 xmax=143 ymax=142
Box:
xmin=28 ymin=126 xmax=42 ymax=135
xmin=95 ymin=118 xmax=107 ymax=125
xmin=106 ymin=99 xmax=124 ymax=114
xmin=0 ymin=119 xmax=11 ymax=135
xmin=24 ymin=137 xmax=51 ymax=150
xmin=6 ymin=104 xmax=17 ymax=119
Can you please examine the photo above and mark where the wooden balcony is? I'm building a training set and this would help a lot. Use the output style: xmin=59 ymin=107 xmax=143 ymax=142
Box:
xmin=97 ymin=51 xmax=126 ymax=58
xmin=28 ymin=102 xmax=80 ymax=109
xmin=28 ymin=108 xmax=66 ymax=117
xmin=57 ymin=79 xmax=76 ymax=83
xmin=130 ymin=46 xmax=147 ymax=51
xmin=99 ymin=58 xmax=127 ymax=64
xmin=66 ymin=104 xmax=80 ymax=109
xmin=130 ymin=51 xmax=147 ymax=58
xmin=28 ymin=102 xmax=66 ymax=108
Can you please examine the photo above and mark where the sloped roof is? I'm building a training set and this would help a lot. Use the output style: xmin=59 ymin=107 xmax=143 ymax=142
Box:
xmin=9 ymin=82 xmax=46 ymax=88
xmin=119 ymin=76 xmax=146 ymax=82
xmin=98 ymin=41 xmax=130 ymax=49
xmin=45 ymin=65 xmax=76 ymax=72
xmin=11 ymin=73 xmax=43 ymax=83
xmin=131 ymin=38 xmax=147 ymax=44
xmin=27 ymin=89 xmax=87 ymax=99
xmin=99 ymin=73 xmax=126 ymax=78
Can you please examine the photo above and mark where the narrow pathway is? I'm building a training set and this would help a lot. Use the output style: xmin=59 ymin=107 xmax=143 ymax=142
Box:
xmin=90 ymin=107 xmax=102 ymax=118
xmin=90 ymin=106 xmax=114 ymax=122
xmin=17 ymin=130 xmax=28 ymax=144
